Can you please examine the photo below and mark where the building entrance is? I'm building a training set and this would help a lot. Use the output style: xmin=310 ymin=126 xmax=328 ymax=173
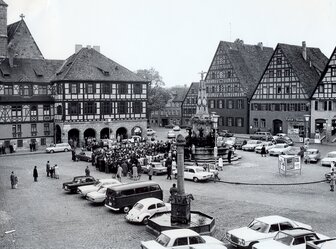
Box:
xmin=116 ymin=127 xmax=127 ymax=140
xmin=68 ymin=129 xmax=80 ymax=148
xmin=273 ymin=119 xmax=283 ymax=134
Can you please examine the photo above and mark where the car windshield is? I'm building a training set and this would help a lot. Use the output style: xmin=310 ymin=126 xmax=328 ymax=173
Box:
xmin=274 ymin=232 xmax=293 ymax=246
xmin=97 ymin=187 xmax=106 ymax=194
xmin=248 ymin=141 xmax=257 ymax=144
xmin=195 ymin=168 xmax=205 ymax=172
xmin=133 ymin=203 xmax=144 ymax=211
xmin=95 ymin=182 xmax=102 ymax=187
xmin=327 ymin=153 xmax=336 ymax=158
xmin=274 ymin=145 xmax=285 ymax=148
xmin=155 ymin=234 xmax=170 ymax=246
xmin=248 ymin=219 xmax=269 ymax=233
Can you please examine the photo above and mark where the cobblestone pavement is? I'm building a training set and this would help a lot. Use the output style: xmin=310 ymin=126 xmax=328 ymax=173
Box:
xmin=1 ymin=147 xmax=336 ymax=249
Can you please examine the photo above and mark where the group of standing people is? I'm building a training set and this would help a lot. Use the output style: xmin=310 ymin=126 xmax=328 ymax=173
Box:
xmin=46 ymin=161 xmax=59 ymax=179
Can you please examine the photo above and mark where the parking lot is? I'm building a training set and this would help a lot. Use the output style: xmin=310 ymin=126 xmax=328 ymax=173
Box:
xmin=1 ymin=136 xmax=336 ymax=248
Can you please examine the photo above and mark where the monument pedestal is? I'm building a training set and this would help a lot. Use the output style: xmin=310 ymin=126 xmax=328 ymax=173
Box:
xmin=171 ymin=194 xmax=193 ymax=224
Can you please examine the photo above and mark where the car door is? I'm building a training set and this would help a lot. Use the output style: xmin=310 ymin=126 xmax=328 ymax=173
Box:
xmin=172 ymin=237 xmax=190 ymax=249
xmin=156 ymin=201 xmax=167 ymax=212
xmin=184 ymin=168 xmax=191 ymax=180
xmin=147 ymin=203 xmax=157 ymax=216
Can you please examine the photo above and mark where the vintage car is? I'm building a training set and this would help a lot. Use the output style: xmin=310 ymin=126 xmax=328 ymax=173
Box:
xmin=183 ymin=166 xmax=213 ymax=182
xmin=125 ymin=197 xmax=171 ymax=224
xmin=225 ymin=215 xmax=312 ymax=249
xmin=141 ymin=228 xmax=227 ymax=249
xmin=252 ymin=228 xmax=325 ymax=249
xmin=234 ymin=139 xmax=247 ymax=150
xmin=274 ymin=137 xmax=294 ymax=146
xmin=306 ymin=237 xmax=336 ymax=249
xmin=217 ymin=136 xmax=236 ymax=147
xmin=304 ymin=148 xmax=321 ymax=163
xmin=172 ymin=126 xmax=180 ymax=131
xmin=320 ymin=151 xmax=336 ymax=167
xmin=146 ymin=128 xmax=156 ymax=136
xmin=62 ymin=176 xmax=96 ymax=193
xmin=284 ymin=146 xmax=302 ymax=156
xmin=255 ymin=141 xmax=275 ymax=154
xmin=167 ymin=130 xmax=176 ymax=139
xmin=46 ymin=143 xmax=71 ymax=153
xmin=86 ymin=182 xmax=122 ymax=204
xmin=218 ymin=129 xmax=234 ymax=137
xmin=268 ymin=144 xmax=291 ymax=156
xmin=75 ymin=151 xmax=93 ymax=162
xmin=242 ymin=140 xmax=263 ymax=151
xmin=250 ymin=132 xmax=273 ymax=141
xmin=77 ymin=179 xmax=121 ymax=197
xmin=142 ymin=162 xmax=167 ymax=175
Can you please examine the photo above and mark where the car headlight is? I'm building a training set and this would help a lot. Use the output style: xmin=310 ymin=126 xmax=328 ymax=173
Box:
xmin=226 ymin=232 xmax=230 ymax=239
xmin=239 ymin=238 xmax=245 ymax=246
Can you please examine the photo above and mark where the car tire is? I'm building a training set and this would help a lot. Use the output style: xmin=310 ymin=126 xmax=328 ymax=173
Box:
xmin=193 ymin=177 xmax=198 ymax=182
xmin=249 ymin=241 xmax=258 ymax=249
xmin=123 ymin=206 xmax=130 ymax=213
xmin=64 ymin=148 xmax=69 ymax=152
xmin=142 ymin=216 xmax=150 ymax=225
xmin=50 ymin=150 xmax=54 ymax=153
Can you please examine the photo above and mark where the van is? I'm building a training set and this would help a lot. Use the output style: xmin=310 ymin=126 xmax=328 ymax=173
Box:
xmin=45 ymin=143 xmax=71 ymax=153
xmin=105 ymin=181 xmax=163 ymax=213
xmin=250 ymin=132 xmax=273 ymax=141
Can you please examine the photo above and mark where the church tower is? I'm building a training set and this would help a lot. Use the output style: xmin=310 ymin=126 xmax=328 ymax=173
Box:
xmin=0 ymin=0 xmax=7 ymax=58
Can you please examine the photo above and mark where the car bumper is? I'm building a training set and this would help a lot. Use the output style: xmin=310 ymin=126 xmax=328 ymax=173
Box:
xmin=104 ymin=204 xmax=119 ymax=211
xmin=86 ymin=196 xmax=104 ymax=203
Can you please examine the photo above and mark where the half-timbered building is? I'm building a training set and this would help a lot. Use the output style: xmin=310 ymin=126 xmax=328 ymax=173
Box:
xmin=311 ymin=46 xmax=336 ymax=142
xmin=52 ymin=46 xmax=149 ymax=146
xmin=250 ymin=42 xmax=327 ymax=141
xmin=205 ymin=40 xmax=273 ymax=134
xmin=181 ymin=82 xmax=199 ymax=126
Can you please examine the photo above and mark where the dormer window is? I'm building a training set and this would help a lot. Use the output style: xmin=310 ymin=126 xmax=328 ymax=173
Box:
xmin=0 ymin=68 xmax=10 ymax=77
xmin=33 ymin=68 xmax=43 ymax=77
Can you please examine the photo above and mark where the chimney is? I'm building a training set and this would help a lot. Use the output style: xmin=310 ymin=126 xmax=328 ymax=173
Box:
xmin=93 ymin=46 xmax=100 ymax=53
xmin=75 ymin=44 xmax=82 ymax=53
xmin=86 ymin=45 xmax=91 ymax=49
xmin=257 ymin=42 xmax=263 ymax=50
xmin=0 ymin=1 xmax=8 ymax=58
xmin=302 ymin=41 xmax=307 ymax=61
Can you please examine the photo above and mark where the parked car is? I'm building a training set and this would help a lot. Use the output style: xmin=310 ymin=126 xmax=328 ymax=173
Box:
xmin=255 ymin=141 xmax=275 ymax=154
xmin=146 ymin=128 xmax=156 ymax=136
xmin=284 ymin=146 xmax=302 ymax=156
xmin=274 ymin=137 xmax=294 ymax=146
xmin=167 ymin=130 xmax=176 ymax=139
xmin=75 ymin=151 xmax=92 ymax=162
xmin=234 ymin=139 xmax=247 ymax=150
xmin=272 ymin=133 xmax=288 ymax=140
xmin=182 ymin=166 xmax=213 ymax=182
xmin=306 ymin=237 xmax=336 ymax=249
xmin=225 ymin=215 xmax=312 ymax=249
xmin=62 ymin=176 xmax=96 ymax=193
xmin=46 ymin=143 xmax=71 ymax=153
xmin=321 ymin=151 xmax=336 ymax=167
xmin=86 ymin=182 xmax=122 ymax=204
xmin=77 ymin=178 xmax=121 ymax=197
xmin=142 ymin=162 xmax=167 ymax=175
xmin=125 ymin=197 xmax=171 ymax=224
xmin=172 ymin=126 xmax=180 ymax=131
xmin=217 ymin=136 xmax=236 ymax=147
xmin=250 ymin=132 xmax=273 ymax=141
xmin=252 ymin=228 xmax=324 ymax=249
xmin=304 ymin=148 xmax=321 ymax=163
xmin=141 ymin=228 xmax=227 ymax=249
xmin=269 ymin=144 xmax=291 ymax=156
xmin=242 ymin=140 xmax=263 ymax=151
xmin=219 ymin=130 xmax=234 ymax=137
xmin=165 ymin=124 xmax=174 ymax=129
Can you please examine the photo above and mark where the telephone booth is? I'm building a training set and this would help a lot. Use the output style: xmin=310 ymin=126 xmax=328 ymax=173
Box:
xmin=278 ymin=155 xmax=301 ymax=176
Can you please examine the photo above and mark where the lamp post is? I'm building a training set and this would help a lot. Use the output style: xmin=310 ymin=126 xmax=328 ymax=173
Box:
xmin=211 ymin=112 xmax=219 ymax=169
xmin=304 ymin=114 xmax=310 ymax=143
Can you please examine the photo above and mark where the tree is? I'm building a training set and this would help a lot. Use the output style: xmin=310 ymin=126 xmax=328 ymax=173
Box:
xmin=136 ymin=68 xmax=171 ymax=123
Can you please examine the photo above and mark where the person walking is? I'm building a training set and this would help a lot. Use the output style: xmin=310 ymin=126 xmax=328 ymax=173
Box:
xmin=148 ymin=164 xmax=154 ymax=181
xmin=330 ymin=169 xmax=335 ymax=192
xmin=117 ymin=164 xmax=123 ymax=182
xmin=261 ymin=145 xmax=267 ymax=157
xmin=46 ymin=161 xmax=50 ymax=177
xmin=227 ymin=147 xmax=233 ymax=164
xmin=33 ymin=166 xmax=38 ymax=182
xmin=166 ymin=157 xmax=172 ymax=180
xmin=10 ymin=171 xmax=17 ymax=189
xmin=85 ymin=166 xmax=90 ymax=177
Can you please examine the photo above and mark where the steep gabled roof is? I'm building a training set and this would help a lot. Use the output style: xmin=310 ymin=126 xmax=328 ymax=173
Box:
xmin=172 ymin=88 xmax=188 ymax=102
xmin=278 ymin=43 xmax=328 ymax=97
xmin=52 ymin=48 xmax=148 ymax=82
xmin=182 ymin=82 xmax=199 ymax=105
xmin=0 ymin=58 xmax=63 ymax=83
xmin=7 ymin=20 xmax=20 ymax=43
xmin=209 ymin=41 xmax=273 ymax=98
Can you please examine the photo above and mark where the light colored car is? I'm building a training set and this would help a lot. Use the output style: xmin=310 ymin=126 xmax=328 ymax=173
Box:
xmin=217 ymin=136 xmax=236 ymax=147
xmin=252 ymin=228 xmax=324 ymax=249
xmin=77 ymin=179 xmax=121 ymax=197
xmin=45 ymin=143 xmax=71 ymax=153
xmin=305 ymin=148 xmax=321 ymax=163
xmin=242 ymin=140 xmax=263 ymax=151
xmin=183 ymin=166 xmax=213 ymax=182
xmin=273 ymin=133 xmax=287 ymax=140
xmin=147 ymin=128 xmax=156 ymax=136
xmin=255 ymin=141 xmax=275 ymax=154
xmin=321 ymin=151 xmax=336 ymax=167
xmin=142 ymin=162 xmax=167 ymax=175
xmin=167 ymin=130 xmax=176 ymax=139
xmin=172 ymin=126 xmax=180 ymax=131
xmin=306 ymin=238 xmax=336 ymax=249
xmin=269 ymin=144 xmax=291 ymax=156
xmin=141 ymin=228 xmax=227 ymax=249
xmin=86 ymin=182 xmax=122 ymax=203
xmin=225 ymin=215 xmax=312 ymax=249
xmin=125 ymin=197 xmax=171 ymax=224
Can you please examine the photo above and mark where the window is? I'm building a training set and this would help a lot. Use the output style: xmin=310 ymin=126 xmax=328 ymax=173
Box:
xmin=276 ymin=57 xmax=282 ymax=65
xmin=133 ymin=102 xmax=142 ymax=114
xmin=277 ymin=86 xmax=282 ymax=94
xmin=210 ymin=100 xmax=214 ymax=108
xmin=189 ymin=236 xmax=205 ymax=245
xmin=227 ymin=117 xmax=233 ymax=127
xmin=319 ymin=84 xmax=324 ymax=93
xmin=237 ymin=100 xmax=243 ymax=109
xmin=57 ymin=84 xmax=62 ymax=94
xmin=57 ymin=105 xmax=62 ymax=115
xmin=329 ymin=101 xmax=333 ymax=111
xmin=85 ymin=83 xmax=95 ymax=94
xmin=17 ymin=139 xmax=23 ymax=147
xmin=276 ymin=70 xmax=282 ymax=77
xmin=227 ymin=70 xmax=232 ymax=78
xmin=324 ymin=101 xmax=328 ymax=111
xmin=102 ymin=83 xmax=111 ymax=94
xmin=134 ymin=83 xmax=142 ymax=94
xmin=280 ymin=104 xmax=286 ymax=111
xmin=157 ymin=202 xmax=165 ymax=208
xmin=69 ymin=102 xmax=80 ymax=115
xmin=38 ymin=85 xmax=47 ymax=94
xmin=253 ymin=118 xmax=259 ymax=127
xmin=118 ymin=102 xmax=128 ymax=114
xmin=101 ymin=102 xmax=111 ymax=115
xmin=84 ymin=102 xmax=96 ymax=115
xmin=40 ymin=138 xmax=46 ymax=146
xmin=270 ymin=104 xmax=275 ymax=111
xmin=211 ymin=72 xmax=215 ymax=79
xmin=218 ymin=100 xmax=223 ymax=109
xmin=285 ymin=86 xmax=290 ymax=94
xmin=118 ymin=84 xmax=128 ymax=94
xmin=173 ymin=237 xmax=188 ymax=246
xmin=70 ymin=83 xmax=79 ymax=94
xmin=333 ymin=85 xmax=336 ymax=93
xmin=11 ymin=105 xmax=22 ymax=117
xmin=191 ymin=89 xmax=195 ymax=94
xmin=284 ymin=69 xmax=290 ymax=77
xmin=332 ymin=68 xmax=336 ymax=77
xmin=31 ymin=124 xmax=37 ymax=136
xmin=236 ymin=118 xmax=243 ymax=127
xmin=293 ymin=237 xmax=305 ymax=245
xmin=211 ymin=86 xmax=215 ymax=93
xmin=269 ymin=224 xmax=279 ymax=232
xmin=43 ymin=105 xmax=50 ymax=116
xmin=4 ymin=85 xmax=13 ymax=95
xmin=20 ymin=85 xmax=31 ymax=96
xmin=288 ymin=103 xmax=296 ymax=111
xmin=269 ymin=70 xmax=274 ymax=78
xmin=30 ymin=105 xmax=37 ymax=116
xmin=44 ymin=123 xmax=50 ymax=135
xmin=148 ymin=204 xmax=156 ymax=210
xmin=261 ymin=119 xmax=266 ymax=128
xmin=315 ymin=101 xmax=318 ymax=111
xmin=279 ymin=222 xmax=293 ymax=230
xmin=228 ymin=100 xmax=233 ymax=109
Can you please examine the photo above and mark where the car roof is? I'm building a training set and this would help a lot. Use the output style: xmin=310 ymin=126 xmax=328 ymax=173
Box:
xmin=107 ymin=181 xmax=159 ymax=191
xmin=161 ymin=229 xmax=199 ymax=238
xmin=136 ymin=197 xmax=163 ymax=205
xmin=307 ymin=148 xmax=318 ymax=152
xmin=256 ymin=215 xmax=290 ymax=224
xmin=99 ymin=179 xmax=120 ymax=183
xmin=280 ymin=228 xmax=315 ymax=237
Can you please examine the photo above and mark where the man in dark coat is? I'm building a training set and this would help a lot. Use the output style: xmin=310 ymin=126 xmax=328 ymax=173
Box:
xmin=166 ymin=157 xmax=172 ymax=180
xmin=33 ymin=166 xmax=38 ymax=182
xmin=261 ymin=145 xmax=267 ymax=157
xmin=227 ymin=147 xmax=233 ymax=164
xmin=46 ymin=161 xmax=50 ymax=177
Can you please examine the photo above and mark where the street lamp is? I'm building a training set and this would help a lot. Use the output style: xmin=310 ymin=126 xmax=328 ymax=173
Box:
xmin=304 ymin=114 xmax=310 ymax=143
xmin=211 ymin=112 xmax=219 ymax=169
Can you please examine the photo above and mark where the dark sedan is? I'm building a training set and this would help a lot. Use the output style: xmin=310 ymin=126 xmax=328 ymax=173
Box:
xmin=62 ymin=176 xmax=96 ymax=193
xmin=75 ymin=151 xmax=92 ymax=162
xmin=274 ymin=137 xmax=294 ymax=146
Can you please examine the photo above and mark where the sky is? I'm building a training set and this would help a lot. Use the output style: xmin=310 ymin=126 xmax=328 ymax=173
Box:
xmin=6 ymin=0 xmax=336 ymax=88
